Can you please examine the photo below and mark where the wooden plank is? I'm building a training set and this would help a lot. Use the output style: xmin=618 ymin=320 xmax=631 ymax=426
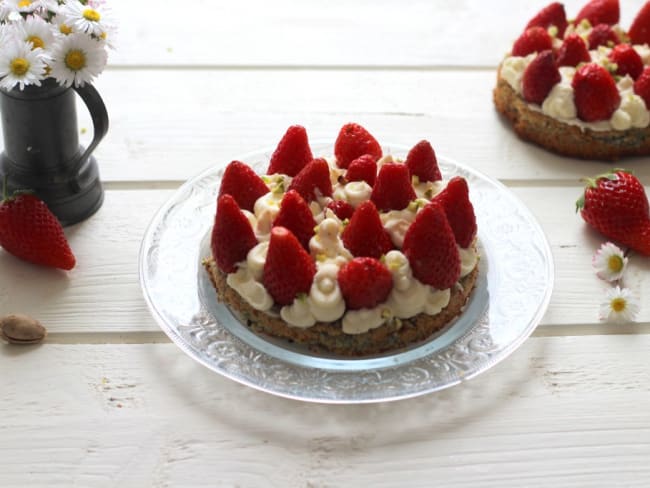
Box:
xmin=1 ymin=336 xmax=649 ymax=486
xmin=0 ymin=187 xmax=647 ymax=336
xmin=65 ymin=69 xmax=650 ymax=184
xmin=108 ymin=0 xmax=643 ymax=67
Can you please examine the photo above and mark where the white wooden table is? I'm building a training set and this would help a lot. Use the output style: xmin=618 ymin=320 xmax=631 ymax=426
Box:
xmin=2 ymin=1 xmax=650 ymax=486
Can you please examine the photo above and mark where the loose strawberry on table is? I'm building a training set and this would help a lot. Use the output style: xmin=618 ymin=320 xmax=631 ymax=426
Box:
xmin=576 ymin=169 xmax=650 ymax=256
xmin=0 ymin=191 xmax=76 ymax=270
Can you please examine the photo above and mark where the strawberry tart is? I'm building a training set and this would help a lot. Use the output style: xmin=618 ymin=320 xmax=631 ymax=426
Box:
xmin=494 ymin=0 xmax=650 ymax=160
xmin=203 ymin=123 xmax=480 ymax=356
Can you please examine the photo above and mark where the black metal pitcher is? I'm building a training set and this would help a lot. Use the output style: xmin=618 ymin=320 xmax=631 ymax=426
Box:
xmin=0 ymin=78 xmax=109 ymax=226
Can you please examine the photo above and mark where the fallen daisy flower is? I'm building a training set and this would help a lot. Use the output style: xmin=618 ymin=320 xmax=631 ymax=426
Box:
xmin=599 ymin=286 xmax=640 ymax=324
xmin=592 ymin=242 xmax=628 ymax=283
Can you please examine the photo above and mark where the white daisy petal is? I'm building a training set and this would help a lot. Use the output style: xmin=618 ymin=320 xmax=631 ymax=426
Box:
xmin=599 ymin=286 xmax=640 ymax=324
xmin=592 ymin=242 xmax=628 ymax=282
xmin=48 ymin=32 xmax=107 ymax=87
xmin=0 ymin=39 xmax=47 ymax=90
xmin=59 ymin=0 xmax=115 ymax=38
xmin=16 ymin=14 xmax=56 ymax=51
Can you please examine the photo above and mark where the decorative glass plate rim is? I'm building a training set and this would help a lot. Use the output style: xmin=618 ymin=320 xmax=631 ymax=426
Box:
xmin=139 ymin=143 xmax=554 ymax=404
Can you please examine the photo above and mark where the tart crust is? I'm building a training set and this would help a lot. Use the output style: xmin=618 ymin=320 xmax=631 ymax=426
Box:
xmin=493 ymin=73 xmax=650 ymax=161
xmin=203 ymin=257 xmax=479 ymax=357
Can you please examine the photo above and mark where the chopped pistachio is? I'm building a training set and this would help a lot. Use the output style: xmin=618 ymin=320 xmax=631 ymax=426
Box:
xmin=411 ymin=175 xmax=420 ymax=186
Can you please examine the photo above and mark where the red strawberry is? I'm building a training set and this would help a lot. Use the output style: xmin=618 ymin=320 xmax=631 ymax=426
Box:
xmin=334 ymin=123 xmax=382 ymax=169
xmin=211 ymin=194 xmax=258 ymax=273
xmin=326 ymin=200 xmax=355 ymax=220
xmin=556 ymin=34 xmax=591 ymax=67
xmin=370 ymin=163 xmax=416 ymax=211
xmin=345 ymin=154 xmax=377 ymax=186
xmin=525 ymin=2 xmax=568 ymax=38
xmin=341 ymin=201 xmax=393 ymax=258
xmin=634 ymin=66 xmax=650 ymax=108
xmin=266 ymin=125 xmax=313 ymax=177
xmin=572 ymin=63 xmax=621 ymax=122
xmin=608 ymin=44 xmax=644 ymax=80
xmin=0 ymin=192 xmax=75 ymax=270
xmin=287 ymin=158 xmax=333 ymax=202
xmin=337 ymin=257 xmax=392 ymax=310
xmin=433 ymin=177 xmax=477 ymax=248
xmin=272 ymin=190 xmax=316 ymax=249
xmin=262 ymin=226 xmax=316 ymax=305
xmin=575 ymin=0 xmax=619 ymax=26
xmin=587 ymin=23 xmax=620 ymax=49
xmin=576 ymin=169 xmax=650 ymax=256
xmin=522 ymin=50 xmax=561 ymax=105
xmin=511 ymin=27 xmax=553 ymax=57
xmin=404 ymin=140 xmax=442 ymax=183
xmin=218 ymin=160 xmax=269 ymax=212
xmin=629 ymin=2 xmax=650 ymax=46
xmin=402 ymin=202 xmax=461 ymax=290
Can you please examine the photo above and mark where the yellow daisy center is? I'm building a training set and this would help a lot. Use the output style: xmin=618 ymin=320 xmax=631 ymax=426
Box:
xmin=10 ymin=58 xmax=30 ymax=76
xmin=610 ymin=297 xmax=627 ymax=313
xmin=65 ymin=49 xmax=86 ymax=71
xmin=82 ymin=8 xmax=101 ymax=22
xmin=18 ymin=0 xmax=32 ymax=8
xmin=27 ymin=35 xmax=44 ymax=49
xmin=607 ymin=254 xmax=624 ymax=273
xmin=59 ymin=24 xmax=73 ymax=35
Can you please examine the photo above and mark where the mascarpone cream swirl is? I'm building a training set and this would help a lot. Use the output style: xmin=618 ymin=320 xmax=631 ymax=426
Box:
xmin=226 ymin=267 xmax=274 ymax=312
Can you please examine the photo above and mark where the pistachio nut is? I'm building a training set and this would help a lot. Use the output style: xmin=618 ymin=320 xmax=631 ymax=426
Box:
xmin=0 ymin=314 xmax=47 ymax=345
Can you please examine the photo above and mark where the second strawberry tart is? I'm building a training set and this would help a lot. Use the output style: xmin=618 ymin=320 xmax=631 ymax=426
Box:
xmin=203 ymin=123 xmax=480 ymax=356
xmin=494 ymin=0 xmax=650 ymax=160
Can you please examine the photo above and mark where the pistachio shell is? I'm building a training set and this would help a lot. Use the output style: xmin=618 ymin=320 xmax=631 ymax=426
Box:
xmin=0 ymin=314 xmax=47 ymax=345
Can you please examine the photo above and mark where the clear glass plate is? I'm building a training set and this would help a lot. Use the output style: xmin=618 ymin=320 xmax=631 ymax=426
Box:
xmin=139 ymin=143 xmax=554 ymax=403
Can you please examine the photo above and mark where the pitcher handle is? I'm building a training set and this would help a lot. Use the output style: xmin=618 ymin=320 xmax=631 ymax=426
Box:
xmin=71 ymin=82 xmax=109 ymax=174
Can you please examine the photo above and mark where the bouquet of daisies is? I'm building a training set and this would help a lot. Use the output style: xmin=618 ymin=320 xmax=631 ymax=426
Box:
xmin=0 ymin=0 xmax=114 ymax=90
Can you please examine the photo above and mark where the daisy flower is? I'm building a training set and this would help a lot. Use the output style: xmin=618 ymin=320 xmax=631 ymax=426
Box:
xmin=0 ymin=39 xmax=46 ymax=90
xmin=15 ymin=14 xmax=55 ymax=51
xmin=59 ymin=0 xmax=114 ymax=38
xmin=4 ymin=0 xmax=47 ymax=15
xmin=0 ymin=1 xmax=16 ymax=22
xmin=599 ymin=286 xmax=640 ymax=324
xmin=48 ymin=32 xmax=107 ymax=87
xmin=592 ymin=242 xmax=628 ymax=282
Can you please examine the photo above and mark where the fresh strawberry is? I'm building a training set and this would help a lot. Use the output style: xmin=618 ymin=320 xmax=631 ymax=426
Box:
xmin=211 ymin=194 xmax=258 ymax=273
xmin=572 ymin=63 xmax=621 ymax=122
xmin=334 ymin=122 xmax=382 ymax=169
xmin=629 ymin=2 xmax=650 ymax=46
xmin=433 ymin=177 xmax=477 ymax=248
xmin=337 ymin=257 xmax=393 ymax=310
xmin=287 ymin=157 xmax=333 ymax=202
xmin=575 ymin=0 xmax=619 ymax=26
xmin=341 ymin=201 xmax=393 ymax=258
xmin=272 ymin=190 xmax=316 ymax=249
xmin=556 ymin=34 xmax=591 ymax=67
xmin=608 ymin=44 xmax=643 ymax=80
xmin=525 ymin=2 xmax=568 ymax=38
xmin=576 ymin=169 xmax=650 ymax=256
xmin=522 ymin=50 xmax=561 ymax=105
xmin=345 ymin=154 xmax=377 ymax=186
xmin=587 ymin=23 xmax=620 ymax=49
xmin=218 ymin=160 xmax=269 ymax=212
xmin=266 ymin=125 xmax=313 ymax=177
xmin=402 ymin=202 xmax=461 ymax=289
xmin=370 ymin=163 xmax=416 ymax=211
xmin=0 ymin=191 xmax=75 ymax=270
xmin=262 ymin=226 xmax=316 ymax=305
xmin=511 ymin=26 xmax=553 ymax=57
xmin=326 ymin=200 xmax=355 ymax=220
xmin=634 ymin=66 xmax=650 ymax=108
xmin=404 ymin=140 xmax=442 ymax=183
